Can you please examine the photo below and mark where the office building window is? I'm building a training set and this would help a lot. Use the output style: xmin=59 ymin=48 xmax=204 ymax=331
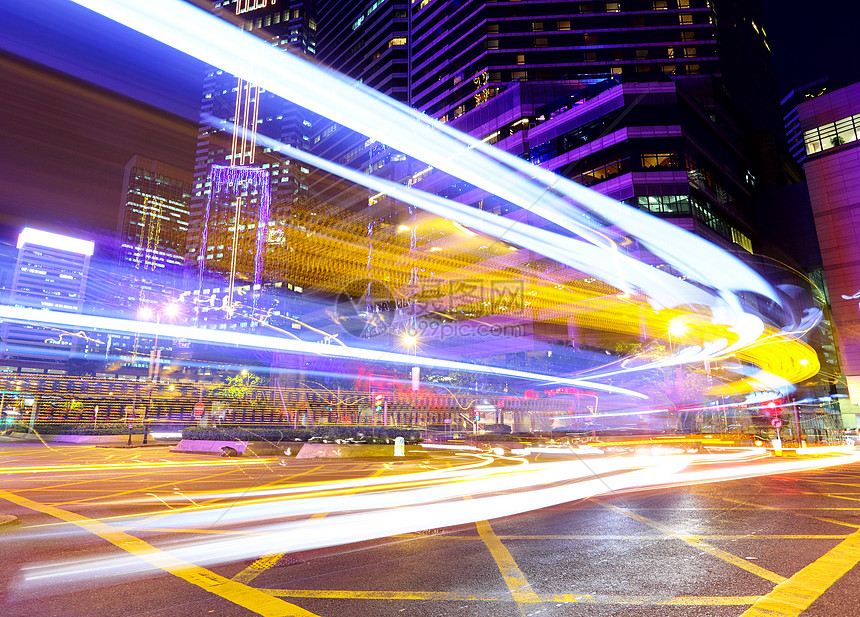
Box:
xmin=637 ymin=195 xmax=691 ymax=214
xmin=804 ymin=112 xmax=860 ymax=154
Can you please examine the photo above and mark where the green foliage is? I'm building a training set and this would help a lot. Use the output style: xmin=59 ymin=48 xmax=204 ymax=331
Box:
xmin=181 ymin=424 xmax=422 ymax=444
xmin=9 ymin=422 xmax=147 ymax=435
xmin=481 ymin=423 xmax=512 ymax=434
xmin=213 ymin=372 xmax=262 ymax=400
xmin=182 ymin=426 xmax=311 ymax=442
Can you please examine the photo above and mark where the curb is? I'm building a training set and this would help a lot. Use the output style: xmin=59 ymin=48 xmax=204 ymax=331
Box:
xmin=0 ymin=514 xmax=19 ymax=527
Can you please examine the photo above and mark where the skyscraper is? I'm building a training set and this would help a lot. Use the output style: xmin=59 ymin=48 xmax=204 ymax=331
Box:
xmin=188 ymin=0 xmax=319 ymax=319
xmin=1 ymin=228 xmax=93 ymax=361
xmin=796 ymin=80 xmax=860 ymax=426
xmin=117 ymin=155 xmax=192 ymax=308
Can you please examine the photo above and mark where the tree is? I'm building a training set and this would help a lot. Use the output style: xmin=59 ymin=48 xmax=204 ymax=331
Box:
xmin=214 ymin=372 xmax=262 ymax=400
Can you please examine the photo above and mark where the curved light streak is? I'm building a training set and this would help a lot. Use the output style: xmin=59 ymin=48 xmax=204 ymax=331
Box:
xmin=15 ymin=450 xmax=860 ymax=586
xmin=0 ymin=305 xmax=646 ymax=398
xmin=61 ymin=0 xmax=818 ymax=396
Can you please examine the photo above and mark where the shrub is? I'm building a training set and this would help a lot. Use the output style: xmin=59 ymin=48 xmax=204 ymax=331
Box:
xmin=181 ymin=426 xmax=312 ymax=442
xmin=180 ymin=424 xmax=422 ymax=444
xmin=9 ymin=422 xmax=147 ymax=435
xmin=482 ymin=423 xmax=512 ymax=434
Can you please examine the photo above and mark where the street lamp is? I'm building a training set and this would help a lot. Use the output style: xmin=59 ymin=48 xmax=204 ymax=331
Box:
xmin=137 ymin=302 xmax=181 ymax=444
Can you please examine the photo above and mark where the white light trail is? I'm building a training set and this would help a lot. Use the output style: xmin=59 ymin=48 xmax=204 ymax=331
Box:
xmin=0 ymin=305 xmax=645 ymax=398
xmin=15 ymin=450 xmax=860 ymax=587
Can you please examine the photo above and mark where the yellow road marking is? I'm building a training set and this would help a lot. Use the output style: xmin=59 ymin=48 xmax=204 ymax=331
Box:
xmin=476 ymin=518 xmax=542 ymax=611
xmin=497 ymin=534 xmax=850 ymax=540
xmin=15 ymin=472 xmax=148 ymax=495
xmin=0 ymin=459 xmax=277 ymax=474
xmin=0 ymin=489 xmax=321 ymax=617
xmin=235 ymin=553 xmax=288 ymax=584
xmin=722 ymin=497 xmax=860 ymax=529
xmin=231 ymin=466 xmax=389 ymax=585
xmin=261 ymin=588 xmax=760 ymax=605
xmin=740 ymin=527 xmax=860 ymax=616
xmin=597 ymin=501 xmax=787 ymax=584
xmin=233 ymin=512 xmax=329 ymax=584
xmin=136 ymin=527 xmax=261 ymax=535
xmin=53 ymin=467 xmax=250 ymax=505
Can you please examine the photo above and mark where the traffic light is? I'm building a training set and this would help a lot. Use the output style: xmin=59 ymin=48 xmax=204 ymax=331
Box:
xmin=374 ymin=393 xmax=383 ymax=413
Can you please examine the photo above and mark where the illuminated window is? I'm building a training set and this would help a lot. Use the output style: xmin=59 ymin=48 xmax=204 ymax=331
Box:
xmin=532 ymin=21 xmax=543 ymax=31
xmin=678 ymin=0 xmax=690 ymax=7
xmin=641 ymin=152 xmax=679 ymax=169
xmin=535 ymin=37 xmax=548 ymax=47
xmin=662 ymin=64 xmax=676 ymax=73
xmin=637 ymin=195 xmax=691 ymax=214
xmin=488 ymin=39 xmax=499 ymax=49
xmin=516 ymin=54 xmax=525 ymax=65
xmin=606 ymin=2 xmax=621 ymax=11
xmin=558 ymin=20 xmax=570 ymax=30
xmin=683 ymin=46 xmax=697 ymax=57
xmin=487 ymin=23 xmax=499 ymax=34
xmin=679 ymin=13 xmax=693 ymax=24
xmin=389 ymin=37 xmax=407 ymax=47
xmin=681 ymin=30 xmax=695 ymax=40
xmin=667 ymin=46 xmax=675 ymax=58
xmin=653 ymin=0 xmax=668 ymax=9
xmin=804 ymin=112 xmax=860 ymax=154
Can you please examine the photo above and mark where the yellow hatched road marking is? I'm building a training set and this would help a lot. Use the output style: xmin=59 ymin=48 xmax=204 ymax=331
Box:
xmin=232 ymin=466 xmax=383 ymax=585
xmin=261 ymin=588 xmax=761 ymax=605
xmin=722 ymin=497 xmax=860 ymax=529
xmin=597 ymin=502 xmax=787 ymax=584
xmin=498 ymin=534 xmax=850 ymax=540
xmin=476 ymin=518 xmax=542 ymax=612
xmin=0 ymin=489 xmax=321 ymax=617
xmin=233 ymin=512 xmax=328 ymax=584
xmin=740 ymin=527 xmax=860 ymax=616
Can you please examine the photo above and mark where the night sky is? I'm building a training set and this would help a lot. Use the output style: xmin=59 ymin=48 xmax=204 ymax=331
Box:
xmin=0 ymin=0 xmax=857 ymax=243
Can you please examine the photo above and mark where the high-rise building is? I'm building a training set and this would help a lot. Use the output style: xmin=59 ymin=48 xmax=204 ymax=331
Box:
xmin=117 ymin=155 xmax=192 ymax=308
xmin=408 ymin=0 xmax=776 ymax=130
xmin=188 ymin=0 xmax=320 ymax=320
xmin=1 ymin=228 xmax=93 ymax=361
xmin=796 ymin=80 xmax=860 ymax=426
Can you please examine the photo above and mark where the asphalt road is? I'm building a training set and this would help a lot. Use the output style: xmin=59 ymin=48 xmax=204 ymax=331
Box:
xmin=1 ymin=442 xmax=859 ymax=617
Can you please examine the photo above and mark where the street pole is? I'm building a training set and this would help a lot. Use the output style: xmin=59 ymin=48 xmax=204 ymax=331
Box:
xmin=27 ymin=397 xmax=38 ymax=434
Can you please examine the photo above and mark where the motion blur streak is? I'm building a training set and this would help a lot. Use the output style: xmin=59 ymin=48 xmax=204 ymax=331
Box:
xmin=0 ymin=459 xmax=277 ymax=475
xmin=62 ymin=0 xmax=818 ymax=396
xmin=15 ymin=451 xmax=860 ymax=587
xmin=0 ymin=305 xmax=645 ymax=398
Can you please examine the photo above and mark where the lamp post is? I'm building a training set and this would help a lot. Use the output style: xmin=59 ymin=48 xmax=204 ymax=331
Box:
xmin=667 ymin=317 xmax=689 ymax=432
xmin=138 ymin=302 xmax=180 ymax=444
xmin=402 ymin=332 xmax=418 ymax=427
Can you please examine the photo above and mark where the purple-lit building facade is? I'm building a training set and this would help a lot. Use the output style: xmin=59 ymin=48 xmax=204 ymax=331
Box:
xmin=797 ymin=81 xmax=860 ymax=426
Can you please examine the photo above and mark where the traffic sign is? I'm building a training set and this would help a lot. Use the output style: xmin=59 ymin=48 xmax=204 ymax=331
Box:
xmin=771 ymin=417 xmax=782 ymax=428
xmin=194 ymin=402 xmax=205 ymax=418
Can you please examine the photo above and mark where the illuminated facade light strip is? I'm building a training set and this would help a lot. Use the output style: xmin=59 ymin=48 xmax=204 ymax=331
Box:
xmin=17 ymin=228 xmax=94 ymax=256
